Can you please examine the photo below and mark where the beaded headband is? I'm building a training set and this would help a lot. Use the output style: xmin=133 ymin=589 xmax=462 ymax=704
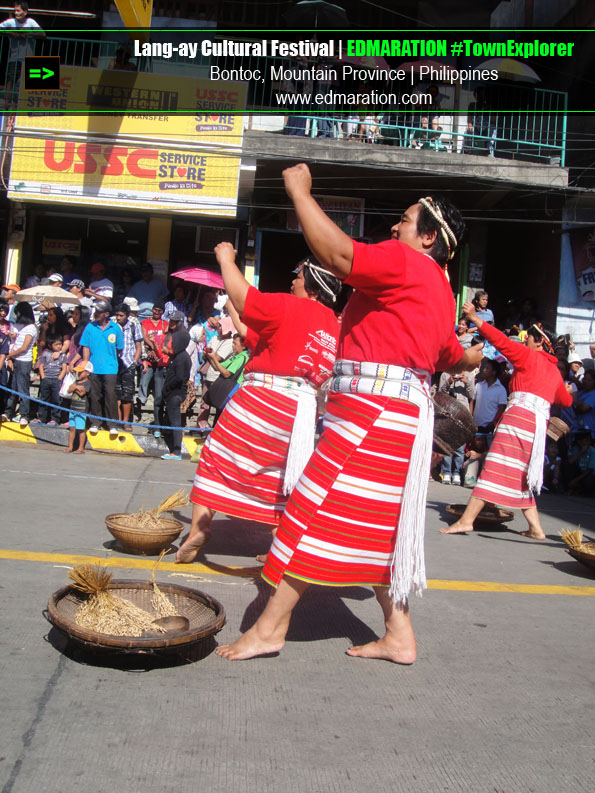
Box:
xmin=419 ymin=197 xmax=458 ymax=261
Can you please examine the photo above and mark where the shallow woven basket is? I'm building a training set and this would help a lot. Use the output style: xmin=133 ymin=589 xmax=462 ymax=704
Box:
xmin=446 ymin=503 xmax=514 ymax=525
xmin=566 ymin=542 xmax=595 ymax=572
xmin=47 ymin=579 xmax=226 ymax=653
xmin=105 ymin=513 xmax=183 ymax=555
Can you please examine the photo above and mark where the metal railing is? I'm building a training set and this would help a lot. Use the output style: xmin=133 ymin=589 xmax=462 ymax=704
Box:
xmin=0 ymin=33 xmax=568 ymax=166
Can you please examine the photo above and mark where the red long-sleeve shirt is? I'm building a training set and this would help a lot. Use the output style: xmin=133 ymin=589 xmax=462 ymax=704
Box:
xmin=479 ymin=323 xmax=572 ymax=408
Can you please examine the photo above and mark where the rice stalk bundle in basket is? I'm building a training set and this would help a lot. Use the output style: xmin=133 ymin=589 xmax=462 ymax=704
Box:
xmin=559 ymin=528 xmax=594 ymax=553
xmin=132 ymin=489 xmax=190 ymax=530
xmin=69 ymin=566 xmax=166 ymax=637
xmin=150 ymin=551 xmax=179 ymax=618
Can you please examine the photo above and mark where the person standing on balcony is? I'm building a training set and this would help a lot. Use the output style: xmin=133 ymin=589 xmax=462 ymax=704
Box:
xmin=0 ymin=3 xmax=45 ymax=106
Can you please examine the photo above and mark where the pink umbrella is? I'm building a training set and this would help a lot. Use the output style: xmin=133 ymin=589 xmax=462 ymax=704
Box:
xmin=170 ymin=267 xmax=224 ymax=289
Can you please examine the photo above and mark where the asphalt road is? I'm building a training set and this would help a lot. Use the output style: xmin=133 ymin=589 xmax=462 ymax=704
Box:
xmin=1 ymin=443 xmax=593 ymax=793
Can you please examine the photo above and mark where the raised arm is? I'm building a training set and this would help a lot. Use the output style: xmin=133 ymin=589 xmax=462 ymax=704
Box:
xmin=283 ymin=164 xmax=353 ymax=280
xmin=224 ymin=299 xmax=247 ymax=339
xmin=463 ymin=301 xmax=529 ymax=368
xmin=214 ymin=242 xmax=250 ymax=315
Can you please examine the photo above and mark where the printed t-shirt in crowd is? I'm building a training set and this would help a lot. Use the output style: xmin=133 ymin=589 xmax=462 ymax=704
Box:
xmin=88 ymin=278 xmax=114 ymax=300
xmin=472 ymin=379 xmax=508 ymax=427
xmin=79 ymin=320 xmax=124 ymax=375
xmin=242 ymin=287 xmax=339 ymax=387
xmin=11 ymin=323 xmax=37 ymax=361
xmin=340 ymin=240 xmax=464 ymax=373
xmin=141 ymin=318 xmax=169 ymax=366
xmin=70 ymin=379 xmax=91 ymax=413
xmin=38 ymin=349 xmax=67 ymax=378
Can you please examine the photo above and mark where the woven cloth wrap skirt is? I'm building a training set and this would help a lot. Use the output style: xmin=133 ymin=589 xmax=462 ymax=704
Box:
xmin=472 ymin=391 xmax=551 ymax=509
xmin=262 ymin=360 xmax=434 ymax=606
xmin=191 ymin=372 xmax=317 ymax=525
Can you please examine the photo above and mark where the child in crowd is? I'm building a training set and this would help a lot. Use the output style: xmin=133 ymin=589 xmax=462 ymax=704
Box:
xmin=566 ymin=432 xmax=595 ymax=495
xmin=542 ymin=439 xmax=562 ymax=493
xmin=34 ymin=336 xmax=68 ymax=425
xmin=64 ymin=361 xmax=93 ymax=454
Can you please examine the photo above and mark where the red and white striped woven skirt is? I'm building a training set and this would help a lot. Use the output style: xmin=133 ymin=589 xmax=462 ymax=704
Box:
xmin=261 ymin=391 xmax=420 ymax=589
xmin=472 ymin=405 xmax=536 ymax=509
xmin=191 ymin=385 xmax=299 ymax=525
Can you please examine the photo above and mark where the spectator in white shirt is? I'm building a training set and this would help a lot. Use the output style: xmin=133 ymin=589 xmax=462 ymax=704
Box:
xmin=471 ymin=358 xmax=508 ymax=433
xmin=86 ymin=262 xmax=114 ymax=304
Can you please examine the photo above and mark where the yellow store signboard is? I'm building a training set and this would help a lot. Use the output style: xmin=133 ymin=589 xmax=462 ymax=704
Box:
xmin=9 ymin=137 xmax=241 ymax=216
xmin=16 ymin=67 xmax=246 ymax=147
xmin=10 ymin=67 xmax=246 ymax=215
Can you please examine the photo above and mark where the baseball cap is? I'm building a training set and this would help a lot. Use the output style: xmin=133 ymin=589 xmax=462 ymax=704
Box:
xmin=69 ymin=279 xmax=85 ymax=290
xmin=94 ymin=300 xmax=112 ymax=314
xmin=74 ymin=361 xmax=94 ymax=373
xmin=90 ymin=262 xmax=105 ymax=274
xmin=49 ymin=273 xmax=64 ymax=283
xmin=168 ymin=310 xmax=185 ymax=322
xmin=123 ymin=296 xmax=139 ymax=312
xmin=2 ymin=283 xmax=20 ymax=292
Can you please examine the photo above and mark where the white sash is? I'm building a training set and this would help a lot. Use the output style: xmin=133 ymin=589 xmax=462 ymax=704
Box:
xmin=508 ymin=391 xmax=550 ymax=494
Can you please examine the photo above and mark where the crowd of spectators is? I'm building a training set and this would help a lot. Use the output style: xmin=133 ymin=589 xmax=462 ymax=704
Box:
xmin=0 ymin=259 xmax=251 ymax=460
xmin=1 ymin=268 xmax=593 ymax=489
xmin=434 ymin=290 xmax=595 ymax=497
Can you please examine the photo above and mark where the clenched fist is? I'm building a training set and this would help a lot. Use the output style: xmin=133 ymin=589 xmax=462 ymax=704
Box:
xmin=282 ymin=163 xmax=312 ymax=200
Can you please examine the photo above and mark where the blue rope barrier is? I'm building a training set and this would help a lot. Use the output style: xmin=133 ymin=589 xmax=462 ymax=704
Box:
xmin=0 ymin=383 xmax=211 ymax=435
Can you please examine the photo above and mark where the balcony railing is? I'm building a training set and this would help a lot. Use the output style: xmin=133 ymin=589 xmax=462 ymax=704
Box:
xmin=0 ymin=34 xmax=567 ymax=167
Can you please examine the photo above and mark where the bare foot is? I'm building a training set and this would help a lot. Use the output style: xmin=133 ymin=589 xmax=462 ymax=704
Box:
xmin=440 ymin=521 xmax=474 ymax=534
xmin=175 ymin=530 xmax=211 ymax=563
xmin=63 ymin=448 xmax=73 ymax=454
xmin=255 ymin=553 xmax=268 ymax=564
xmin=73 ymin=449 xmax=85 ymax=454
xmin=346 ymin=637 xmax=416 ymax=665
xmin=520 ymin=529 xmax=546 ymax=540
xmin=215 ymin=626 xmax=284 ymax=660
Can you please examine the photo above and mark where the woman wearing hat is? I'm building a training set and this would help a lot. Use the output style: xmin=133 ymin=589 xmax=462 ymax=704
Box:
xmin=176 ymin=245 xmax=341 ymax=563
xmin=442 ymin=304 xmax=573 ymax=540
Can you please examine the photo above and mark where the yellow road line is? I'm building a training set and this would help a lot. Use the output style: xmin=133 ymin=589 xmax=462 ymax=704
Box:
xmin=0 ymin=549 xmax=259 ymax=578
xmin=1 ymin=549 xmax=594 ymax=595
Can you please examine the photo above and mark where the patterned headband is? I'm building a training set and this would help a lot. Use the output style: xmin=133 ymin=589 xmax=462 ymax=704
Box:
xmin=419 ymin=197 xmax=458 ymax=261
xmin=302 ymin=258 xmax=338 ymax=302
xmin=529 ymin=323 xmax=554 ymax=354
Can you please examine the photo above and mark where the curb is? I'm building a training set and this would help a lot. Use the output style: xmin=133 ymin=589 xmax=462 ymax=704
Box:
xmin=0 ymin=420 xmax=207 ymax=459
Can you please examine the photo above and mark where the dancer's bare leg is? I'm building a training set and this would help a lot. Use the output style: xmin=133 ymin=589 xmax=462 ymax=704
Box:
xmin=256 ymin=526 xmax=277 ymax=564
xmin=175 ymin=504 xmax=215 ymax=563
xmin=347 ymin=587 xmax=417 ymax=664
xmin=440 ymin=495 xmax=486 ymax=534
xmin=520 ymin=506 xmax=546 ymax=540
xmin=216 ymin=576 xmax=309 ymax=660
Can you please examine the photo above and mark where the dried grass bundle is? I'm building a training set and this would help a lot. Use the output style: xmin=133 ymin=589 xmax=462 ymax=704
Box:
xmin=150 ymin=551 xmax=179 ymax=618
xmin=129 ymin=489 xmax=189 ymax=530
xmin=152 ymin=489 xmax=189 ymax=518
xmin=69 ymin=566 xmax=166 ymax=637
xmin=559 ymin=529 xmax=584 ymax=549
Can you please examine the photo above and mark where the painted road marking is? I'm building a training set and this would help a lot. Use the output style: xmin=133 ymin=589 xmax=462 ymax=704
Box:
xmin=1 ymin=549 xmax=594 ymax=595
xmin=0 ymin=468 xmax=190 ymax=487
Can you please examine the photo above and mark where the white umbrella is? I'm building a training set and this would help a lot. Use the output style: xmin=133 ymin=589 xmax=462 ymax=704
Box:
xmin=16 ymin=285 xmax=80 ymax=305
